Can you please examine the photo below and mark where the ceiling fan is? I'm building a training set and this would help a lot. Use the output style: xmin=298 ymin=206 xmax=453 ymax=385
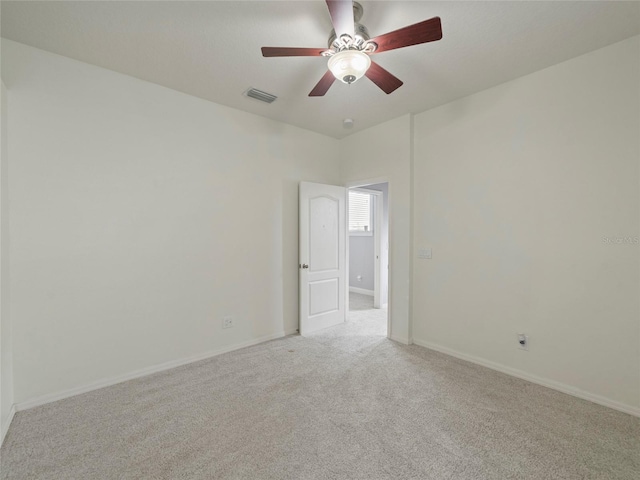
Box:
xmin=261 ymin=0 xmax=442 ymax=96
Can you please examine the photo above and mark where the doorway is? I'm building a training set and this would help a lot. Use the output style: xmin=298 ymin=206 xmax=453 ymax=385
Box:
xmin=347 ymin=182 xmax=389 ymax=336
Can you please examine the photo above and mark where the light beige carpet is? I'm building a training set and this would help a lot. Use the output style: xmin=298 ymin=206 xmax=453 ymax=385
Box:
xmin=1 ymin=303 xmax=639 ymax=479
xmin=348 ymin=292 xmax=378 ymax=312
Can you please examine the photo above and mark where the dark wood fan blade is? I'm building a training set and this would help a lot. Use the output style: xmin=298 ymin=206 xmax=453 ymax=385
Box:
xmin=369 ymin=17 xmax=442 ymax=54
xmin=365 ymin=61 xmax=403 ymax=94
xmin=326 ymin=0 xmax=354 ymax=37
xmin=309 ymin=70 xmax=337 ymax=97
xmin=261 ymin=47 xmax=326 ymax=57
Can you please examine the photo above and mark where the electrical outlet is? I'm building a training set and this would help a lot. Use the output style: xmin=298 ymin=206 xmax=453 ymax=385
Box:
xmin=223 ymin=316 xmax=234 ymax=329
xmin=517 ymin=333 xmax=529 ymax=351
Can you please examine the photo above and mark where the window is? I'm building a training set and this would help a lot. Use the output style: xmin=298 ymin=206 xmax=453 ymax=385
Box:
xmin=349 ymin=190 xmax=373 ymax=235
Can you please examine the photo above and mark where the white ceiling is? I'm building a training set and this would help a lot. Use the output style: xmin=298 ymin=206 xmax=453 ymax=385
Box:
xmin=2 ymin=1 xmax=639 ymax=139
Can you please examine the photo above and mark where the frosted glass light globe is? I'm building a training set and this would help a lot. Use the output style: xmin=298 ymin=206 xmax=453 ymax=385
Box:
xmin=328 ymin=50 xmax=371 ymax=84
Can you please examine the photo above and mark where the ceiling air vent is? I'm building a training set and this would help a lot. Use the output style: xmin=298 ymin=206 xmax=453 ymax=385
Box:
xmin=244 ymin=88 xmax=277 ymax=104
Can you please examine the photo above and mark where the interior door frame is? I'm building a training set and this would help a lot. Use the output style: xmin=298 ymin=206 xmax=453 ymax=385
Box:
xmin=348 ymin=187 xmax=383 ymax=308
xmin=373 ymin=189 xmax=384 ymax=309
xmin=345 ymin=177 xmax=390 ymax=339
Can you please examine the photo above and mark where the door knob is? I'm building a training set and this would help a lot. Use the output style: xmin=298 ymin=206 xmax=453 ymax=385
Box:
xmin=300 ymin=264 xmax=309 ymax=269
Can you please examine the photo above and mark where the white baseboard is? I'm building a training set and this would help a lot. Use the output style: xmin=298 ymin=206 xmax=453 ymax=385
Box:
xmin=1 ymin=403 xmax=16 ymax=446
xmin=16 ymin=331 xmax=289 ymax=412
xmin=413 ymin=339 xmax=640 ymax=418
xmin=349 ymin=286 xmax=374 ymax=296
xmin=389 ymin=334 xmax=410 ymax=345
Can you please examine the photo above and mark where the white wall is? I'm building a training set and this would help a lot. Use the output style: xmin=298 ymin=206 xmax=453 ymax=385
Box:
xmin=1 ymin=77 xmax=15 ymax=442
xmin=349 ymin=234 xmax=374 ymax=291
xmin=340 ymin=116 xmax=412 ymax=343
xmin=2 ymin=40 xmax=341 ymax=405
xmin=413 ymin=36 xmax=640 ymax=413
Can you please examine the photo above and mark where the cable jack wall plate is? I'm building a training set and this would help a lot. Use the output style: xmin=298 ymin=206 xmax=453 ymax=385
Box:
xmin=517 ymin=333 xmax=529 ymax=351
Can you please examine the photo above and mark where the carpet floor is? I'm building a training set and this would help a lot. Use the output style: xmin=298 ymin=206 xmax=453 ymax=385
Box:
xmin=1 ymin=300 xmax=638 ymax=479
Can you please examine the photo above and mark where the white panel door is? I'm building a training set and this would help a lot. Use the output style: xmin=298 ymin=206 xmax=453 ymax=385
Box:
xmin=299 ymin=182 xmax=346 ymax=335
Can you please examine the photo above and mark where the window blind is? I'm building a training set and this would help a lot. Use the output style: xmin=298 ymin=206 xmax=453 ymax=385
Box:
xmin=349 ymin=191 xmax=372 ymax=233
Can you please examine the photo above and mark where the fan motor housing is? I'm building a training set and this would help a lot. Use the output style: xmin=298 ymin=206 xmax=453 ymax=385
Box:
xmin=328 ymin=23 xmax=370 ymax=50
xmin=327 ymin=0 xmax=368 ymax=49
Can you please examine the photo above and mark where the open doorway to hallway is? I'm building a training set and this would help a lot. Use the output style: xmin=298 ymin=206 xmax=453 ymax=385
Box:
xmin=347 ymin=182 xmax=389 ymax=337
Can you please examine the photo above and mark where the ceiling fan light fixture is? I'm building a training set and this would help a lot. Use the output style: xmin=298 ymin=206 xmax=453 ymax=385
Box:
xmin=328 ymin=49 xmax=371 ymax=84
xmin=261 ymin=1 xmax=443 ymax=97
